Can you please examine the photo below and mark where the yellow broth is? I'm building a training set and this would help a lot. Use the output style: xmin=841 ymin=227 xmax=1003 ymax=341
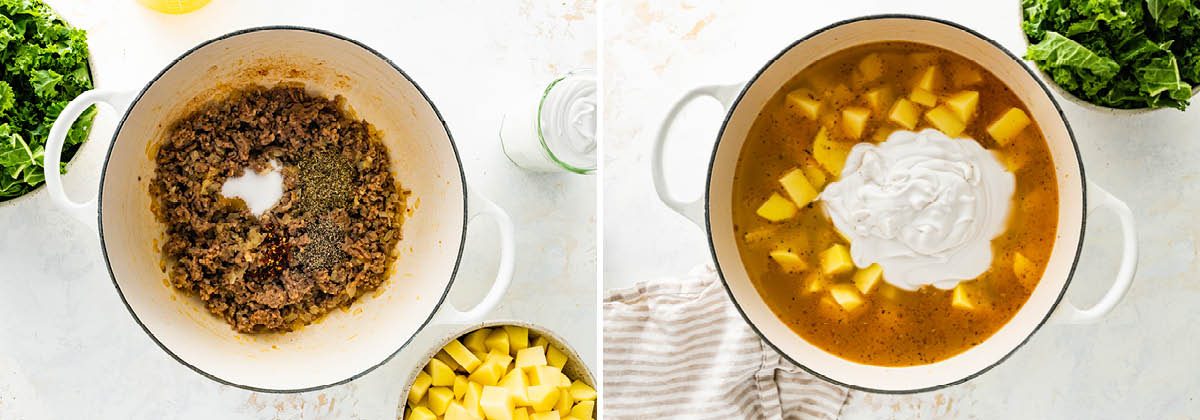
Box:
xmin=732 ymin=42 xmax=1059 ymax=366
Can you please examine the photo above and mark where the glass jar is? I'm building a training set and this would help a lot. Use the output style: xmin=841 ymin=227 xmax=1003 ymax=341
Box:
xmin=500 ymin=68 xmax=596 ymax=174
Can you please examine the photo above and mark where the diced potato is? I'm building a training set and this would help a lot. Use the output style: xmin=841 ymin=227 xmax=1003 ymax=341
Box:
xmin=527 ymin=385 xmax=560 ymax=412
xmin=986 ymin=107 xmax=1031 ymax=146
xmin=428 ymin=358 xmax=457 ymax=387
xmin=546 ymin=346 xmax=568 ymax=370
xmin=485 ymin=329 xmax=511 ymax=355
xmin=909 ymin=52 xmax=937 ymax=67
xmin=555 ymin=389 xmax=573 ymax=413
xmin=779 ymin=168 xmax=819 ymax=208
xmin=465 ymin=382 xmax=487 ymax=419
xmin=887 ymin=98 xmax=920 ymax=130
xmin=785 ymin=89 xmax=821 ymax=120
xmin=499 ymin=367 xmax=531 ymax=406
xmin=803 ymin=165 xmax=827 ymax=189
xmin=915 ymin=66 xmax=938 ymax=91
xmin=481 ymin=386 xmax=515 ymax=420
xmin=513 ymin=408 xmax=530 ymax=420
xmin=568 ymin=380 xmax=596 ymax=401
xmin=841 ymin=107 xmax=871 ymax=139
xmin=952 ymin=283 xmax=976 ymax=310
xmin=864 ymin=87 xmax=893 ymax=113
xmin=1001 ymin=150 xmax=1027 ymax=173
xmin=516 ymin=346 xmax=548 ymax=371
xmin=925 ymin=105 xmax=966 ymax=137
xmin=819 ymin=244 xmax=853 ymax=276
xmin=454 ymin=375 xmax=470 ymax=399
xmin=487 ymin=350 xmax=514 ymax=371
xmin=469 ymin=359 xmax=506 ymax=386
xmin=829 ymin=284 xmax=865 ymax=312
xmin=824 ymin=84 xmax=854 ymax=107
xmin=445 ymin=403 xmax=474 ymax=420
xmin=852 ymin=263 xmax=883 ymax=294
xmin=803 ymin=272 xmax=825 ymax=294
xmin=530 ymin=412 xmax=560 ymax=420
xmin=742 ymin=225 xmax=778 ymax=243
xmin=533 ymin=336 xmax=550 ymax=351
xmin=409 ymin=406 xmax=438 ymax=420
xmin=812 ymin=127 xmax=852 ymax=175
xmin=878 ymin=282 xmax=903 ymax=301
xmin=434 ymin=350 xmax=462 ymax=372
xmin=556 ymin=371 xmax=571 ymax=388
xmin=755 ymin=193 xmax=798 ymax=222
xmin=444 ymin=339 xmax=483 ymax=373
xmin=952 ymin=64 xmax=983 ymax=87
xmin=409 ymin=371 xmax=433 ymax=405
xmin=1013 ymin=252 xmax=1037 ymax=291
xmin=909 ymin=88 xmax=937 ymax=107
xmin=428 ymin=387 xmax=455 ymax=416
xmin=857 ymin=53 xmax=884 ymax=82
xmin=570 ymin=401 xmax=595 ymax=420
xmin=769 ymin=249 xmax=808 ymax=273
xmin=530 ymin=365 xmax=562 ymax=387
xmin=504 ymin=326 xmax=530 ymax=355
xmin=474 ymin=350 xmax=490 ymax=363
xmin=944 ymin=91 xmax=979 ymax=123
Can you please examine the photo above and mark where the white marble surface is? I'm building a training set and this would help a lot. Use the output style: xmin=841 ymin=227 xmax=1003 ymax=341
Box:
xmin=0 ymin=1 xmax=596 ymax=419
xmin=603 ymin=0 xmax=1199 ymax=418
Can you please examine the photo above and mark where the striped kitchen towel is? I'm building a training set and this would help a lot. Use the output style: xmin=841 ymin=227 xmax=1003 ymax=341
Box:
xmin=603 ymin=265 xmax=849 ymax=420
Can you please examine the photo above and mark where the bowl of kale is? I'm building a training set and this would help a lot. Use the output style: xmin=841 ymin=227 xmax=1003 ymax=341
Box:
xmin=0 ymin=0 xmax=95 ymax=203
xmin=1021 ymin=0 xmax=1200 ymax=112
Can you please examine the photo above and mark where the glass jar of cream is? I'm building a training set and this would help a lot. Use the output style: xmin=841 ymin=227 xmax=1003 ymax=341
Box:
xmin=500 ymin=68 xmax=597 ymax=174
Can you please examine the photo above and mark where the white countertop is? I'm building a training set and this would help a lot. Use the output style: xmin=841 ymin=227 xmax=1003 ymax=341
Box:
xmin=0 ymin=1 xmax=596 ymax=418
xmin=603 ymin=0 xmax=1200 ymax=417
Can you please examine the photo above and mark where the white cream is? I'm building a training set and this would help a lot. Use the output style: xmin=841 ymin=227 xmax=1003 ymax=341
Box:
xmin=500 ymin=69 xmax=596 ymax=173
xmin=820 ymin=129 xmax=1014 ymax=291
xmin=220 ymin=160 xmax=283 ymax=216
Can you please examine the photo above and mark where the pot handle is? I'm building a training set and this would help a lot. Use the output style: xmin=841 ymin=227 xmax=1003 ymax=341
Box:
xmin=433 ymin=186 xmax=516 ymax=325
xmin=1050 ymin=181 xmax=1138 ymax=324
xmin=651 ymin=83 xmax=743 ymax=228
xmin=44 ymin=89 xmax=134 ymax=231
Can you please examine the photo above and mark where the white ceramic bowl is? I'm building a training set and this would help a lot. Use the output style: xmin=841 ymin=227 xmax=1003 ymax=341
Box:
xmin=41 ymin=27 xmax=516 ymax=392
xmin=394 ymin=321 xmax=596 ymax=419
xmin=652 ymin=15 xmax=1139 ymax=393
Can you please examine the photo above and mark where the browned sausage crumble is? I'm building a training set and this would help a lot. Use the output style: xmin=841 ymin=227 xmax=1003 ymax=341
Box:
xmin=150 ymin=85 xmax=407 ymax=333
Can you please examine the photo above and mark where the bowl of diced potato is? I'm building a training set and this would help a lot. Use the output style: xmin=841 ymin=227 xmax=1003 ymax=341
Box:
xmin=398 ymin=322 xmax=597 ymax=420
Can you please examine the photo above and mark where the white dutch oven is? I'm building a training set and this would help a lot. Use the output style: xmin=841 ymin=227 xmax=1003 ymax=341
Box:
xmin=652 ymin=15 xmax=1139 ymax=393
xmin=41 ymin=27 xmax=515 ymax=392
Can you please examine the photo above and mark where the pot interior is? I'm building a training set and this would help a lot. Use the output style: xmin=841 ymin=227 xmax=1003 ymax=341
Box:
xmin=98 ymin=28 xmax=466 ymax=391
xmin=708 ymin=17 xmax=1085 ymax=391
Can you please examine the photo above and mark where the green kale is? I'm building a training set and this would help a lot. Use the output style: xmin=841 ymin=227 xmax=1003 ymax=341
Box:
xmin=0 ymin=0 xmax=93 ymax=201
xmin=1022 ymin=0 xmax=1200 ymax=109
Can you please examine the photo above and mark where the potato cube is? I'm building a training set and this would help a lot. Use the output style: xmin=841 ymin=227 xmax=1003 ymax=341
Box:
xmin=516 ymin=346 xmax=548 ymax=371
xmin=530 ymin=413 xmax=560 ymax=420
xmin=824 ymin=84 xmax=854 ymax=107
xmin=819 ymin=244 xmax=853 ymax=276
xmin=803 ymin=272 xmax=825 ymax=294
xmin=878 ymin=282 xmax=903 ymax=301
xmin=409 ymin=406 xmax=438 ymax=420
xmin=887 ymin=98 xmax=920 ymax=130
xmin=779 ymin=168 xmax=819 ymax=208
xmin=952 ymin=283 xmax=976 ymax=310
xmin=925 ymin=105 xmax=966 ymax=137
xmin=857 ymin=53 xmax=884 ymax=82
xmin=485 ymin=329 xmax=511 ymax=355
xmin=504 ymin=326 xmax=530 ymax=355
xmin=570 ymin=401 xmax=595 ymax=420
xmin=465 ymin=328 xmax=491 ymax=354
xmin=499 ymin=367 xmax=530 ymax=406
xmin=841 ymin=107 xmax=871 ymax=139
xmin=864 ymin=87 xmax=893 ymax=113
xmin=829 ymin=284 xmax=865 ymax=311
xmin=445 ymin=403 xmax=474 ymax=420
xmin=755 ymin=193 xmax=798 ymax=222
xmin=568 ymin=380 xmax=596 ymax=401
xmin=742 ymin=225 xmax=778 ymax=243
xmin=803 ymin=165 xmax=827 ymax=189
xmin=487 ymin=350 xmax=514 ymax=370
xmin=527 ymin=385 xmax=560 ymax=412
xmin=769 ymin=249 xmax=808 ymax=273
xmin=454 ymin=375 xmax=470 ymax=399
xmin=1013 ymin=252 xmax=1037 ymax=291
xmin=530 ymin=365 xmax=562 ymax=387
xmin=556 ymin=371 xmax=571 ymax=388
xmin=409 ymin=371 xmax=433 ymax=406
xmin=909 ymin=88 xmax=937 ymax=107
xmin=915 ymin=66 xmax=938 ymax=91
xmin=952 ymin=64 xmax=983 ymax=87
xmin=513 ymin=408 xmax=530 ymax=420
xmin=812 ymin=127 xmax=852 ymax=175
xmin=546 ymin=346 xmax=568 ymax=370
xmin=944 ymin=91 xmax=979 ymax=123
xmin=481 ymin=386 xmax=515 ymax=420
xmin=444 ymin=339 xmax=483 ymax=373
xmin=852 ymin=263 xmax=883 ymax=294
xmin=469 ymin=359 xmax=506 ymax=386
xmin=785 ymin=89 xmax=821 ymax=120
xmin=434 ymin=350 xmax=463 ymax=372
xmin=533 ymin=336 xmax=550 ymax=350
xmin=987 ymin=107 xmax=1031 ymax=146
xmin=555 ymin=389 xmax=573 ymax=413
xmin=428 ymin=387 xmax=455 ymax=416
xmin=428 ymin=358 xmax=457 ymax=387
xmin=465 ymin=382 xmax=487 ymax=419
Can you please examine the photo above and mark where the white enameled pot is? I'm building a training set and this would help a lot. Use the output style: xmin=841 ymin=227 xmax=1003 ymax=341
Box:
xmin=41 ymin=27 xmax=515 ymax=393
xmin=652 ymin=15 xmax=1139 ymax=393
